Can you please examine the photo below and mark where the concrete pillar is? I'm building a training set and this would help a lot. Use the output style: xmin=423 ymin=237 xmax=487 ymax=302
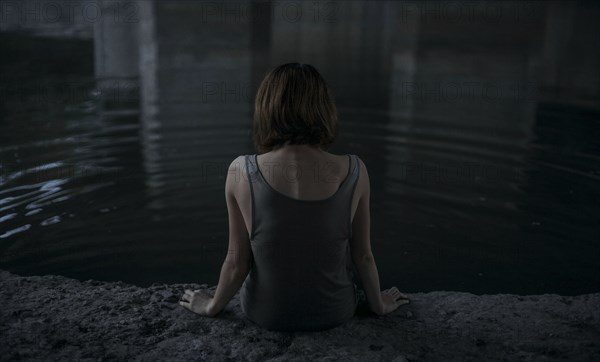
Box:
xmin=93 ymin=0 xmax=140 ymax=111
xmin=539 ymin=0 xmax=600 ymax=110
xmin=136 ymin=0 xmax=256 ymax=209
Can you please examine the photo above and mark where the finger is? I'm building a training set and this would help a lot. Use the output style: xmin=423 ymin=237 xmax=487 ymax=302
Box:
xmin=398 ymin=292 xmax=409 ymax=299
xmin=398 ymin=299 xmax=410 ymax=305
xmin=184 ymin=290 xmax=194 ymax=298
xmin=391 ymin=289 xmax=400 ymax=296
xmin=179 ymin=300 xmax=190 ymax=309
xmin=392 ymin=286 xmax=399 ymax=292
xmin=180 ymin=296 xmax=190 ymax=303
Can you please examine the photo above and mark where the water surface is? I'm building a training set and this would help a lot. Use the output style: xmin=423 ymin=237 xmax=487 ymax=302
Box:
xmin=1 ymin=24 xmax=599 ymax=295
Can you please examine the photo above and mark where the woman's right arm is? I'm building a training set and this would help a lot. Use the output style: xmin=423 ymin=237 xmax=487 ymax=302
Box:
xmin=350 ymin=157 xmax=409 ymax=315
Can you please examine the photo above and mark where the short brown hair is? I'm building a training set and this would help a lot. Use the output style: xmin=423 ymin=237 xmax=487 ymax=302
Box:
xmin=252 ymin=63 xmax=338 ymax=153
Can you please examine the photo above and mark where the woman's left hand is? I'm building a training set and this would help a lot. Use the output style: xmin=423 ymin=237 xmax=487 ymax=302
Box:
xmin=179 ymin=289 xmax=216 ymax=317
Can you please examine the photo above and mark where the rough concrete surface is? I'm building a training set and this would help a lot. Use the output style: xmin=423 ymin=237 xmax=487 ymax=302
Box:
xmin=1 ymin=269 xmax=599 ymax=361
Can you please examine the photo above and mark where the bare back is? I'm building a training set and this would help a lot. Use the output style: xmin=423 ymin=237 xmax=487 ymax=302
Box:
xmin=233 ymin=149 xmax=366 ymax=242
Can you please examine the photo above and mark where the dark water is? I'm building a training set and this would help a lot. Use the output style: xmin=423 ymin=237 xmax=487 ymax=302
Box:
xmin=1 ymin=29 xmax=599 ymax=295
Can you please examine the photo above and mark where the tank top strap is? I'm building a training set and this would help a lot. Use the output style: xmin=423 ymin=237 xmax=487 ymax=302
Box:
xmin=245 ymin=153 xmax=265 ymax=192
xmin=336 ymin=154 xmax=359 ymax=195
xmin=347 ymin=154 xmax=359 ymax=189
xmin=247 ymin=153 xmax=269 ymax=183
xmin=245 ymin=153 xmax=257 ymax=177
xmin=344 ymin=154 xmax=360 ymax=239
xmin=247 ymin=153 xmax=358 ymax=194
xmin=245 ymin=154 xmax=259 ymax=240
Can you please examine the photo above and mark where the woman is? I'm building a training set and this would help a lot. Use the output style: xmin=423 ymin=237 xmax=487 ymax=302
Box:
xmin=179 ymin=63 xmax=410 ymax=331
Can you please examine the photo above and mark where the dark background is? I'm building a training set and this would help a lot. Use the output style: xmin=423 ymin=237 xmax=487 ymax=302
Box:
xmin=0 ymin=0 xmax=599 ymax=295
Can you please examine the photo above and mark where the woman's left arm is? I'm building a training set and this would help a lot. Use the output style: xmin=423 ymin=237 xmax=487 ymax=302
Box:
xmin=180 ymin=156 xmax=252 ymax=316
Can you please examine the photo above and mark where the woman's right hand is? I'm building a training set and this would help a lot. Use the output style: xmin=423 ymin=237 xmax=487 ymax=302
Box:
xmin=378 ymin=287 xmax=410 ymax=315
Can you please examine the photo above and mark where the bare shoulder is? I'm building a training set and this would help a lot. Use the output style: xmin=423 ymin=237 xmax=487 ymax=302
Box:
xmin=227 ymin=155 xmax=245 ymax=172
xmin=225 ymin=155 xmax=247 ymax=194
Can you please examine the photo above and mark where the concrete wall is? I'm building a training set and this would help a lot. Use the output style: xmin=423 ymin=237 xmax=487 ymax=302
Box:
xmin=0 ymin=0 xmax=94 ymax=38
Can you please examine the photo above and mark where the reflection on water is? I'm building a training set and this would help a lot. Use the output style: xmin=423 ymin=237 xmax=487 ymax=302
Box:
xmin=1 ymin=1 xmax=599 ymax=295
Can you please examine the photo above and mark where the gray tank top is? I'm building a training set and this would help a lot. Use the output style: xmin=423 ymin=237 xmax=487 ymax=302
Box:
xmin=240 ymin=153 xmax=360 ymax=332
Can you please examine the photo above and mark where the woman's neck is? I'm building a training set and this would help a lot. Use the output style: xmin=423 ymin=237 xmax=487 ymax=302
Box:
xmin=272 ymin=143 xmax=325 ymax=156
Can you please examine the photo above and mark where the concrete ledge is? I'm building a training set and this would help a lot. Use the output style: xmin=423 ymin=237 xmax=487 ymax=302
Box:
xmin=1 ymin=269 xmax=599 ymax=361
